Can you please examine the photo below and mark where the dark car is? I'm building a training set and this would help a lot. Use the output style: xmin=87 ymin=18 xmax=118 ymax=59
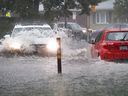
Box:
xmin=104 ymin=23 xmax=128 ymax=29
xmin=54 ymin=22 xmax=87 ymax=40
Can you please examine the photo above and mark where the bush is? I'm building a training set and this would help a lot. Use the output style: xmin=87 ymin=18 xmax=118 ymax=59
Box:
xmin=0 ymin=17 xmax=17 ymax=38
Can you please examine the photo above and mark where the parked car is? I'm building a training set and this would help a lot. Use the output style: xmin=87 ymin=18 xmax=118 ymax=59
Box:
xmin=88 ymin=28 xmax=128 ymax=60
xmin=53 ymin=22 xmax=87 ymax=40
xmin=104 ymin=23 xmax=128 ymax=29
xmin=2 ymin=24 xmax=58 ymax=55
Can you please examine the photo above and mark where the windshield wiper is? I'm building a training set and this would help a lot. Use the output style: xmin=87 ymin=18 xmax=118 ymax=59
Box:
xmin=119 ymin=33 xmax=128 ymax=41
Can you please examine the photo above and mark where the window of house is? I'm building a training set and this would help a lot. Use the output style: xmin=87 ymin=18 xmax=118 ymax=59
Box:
xmin=96 ymin=11 xmax=109 ymax=24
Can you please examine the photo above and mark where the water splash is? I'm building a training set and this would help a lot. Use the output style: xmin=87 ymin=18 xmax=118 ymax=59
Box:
xmin=0 ymin=26 xmax=88 ymax=57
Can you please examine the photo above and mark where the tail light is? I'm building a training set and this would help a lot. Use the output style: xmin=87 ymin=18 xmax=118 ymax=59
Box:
xmin=101 ymin=42 xmax=115 ymax=50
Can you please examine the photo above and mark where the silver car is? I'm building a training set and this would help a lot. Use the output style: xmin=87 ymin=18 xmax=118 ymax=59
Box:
xmin=2 ymin=24 xmax=59 ymax=55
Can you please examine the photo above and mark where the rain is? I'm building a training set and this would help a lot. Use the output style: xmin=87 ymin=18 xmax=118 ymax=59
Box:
xmin=0 ymin=30 xmax=128 ymax=96
xmin=0 ymin=0 xmax=128 ymax=96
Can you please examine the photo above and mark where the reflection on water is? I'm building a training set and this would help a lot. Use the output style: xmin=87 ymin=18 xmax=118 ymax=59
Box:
xmin=0 ymin=33 xmax=128 ymax=96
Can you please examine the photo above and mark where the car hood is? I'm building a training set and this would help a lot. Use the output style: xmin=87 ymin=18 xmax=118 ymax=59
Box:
xmin=32 ymin=37 xmax=56 ymax=45
xmin=12 ymin=36 xmax=56 ymax=45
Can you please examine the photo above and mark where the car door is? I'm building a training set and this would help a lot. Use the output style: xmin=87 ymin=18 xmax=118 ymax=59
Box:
xmin=92 ymin=31 xmax=104 ymax=57
xmin=89 ymin=31 xmax=100 ymax=57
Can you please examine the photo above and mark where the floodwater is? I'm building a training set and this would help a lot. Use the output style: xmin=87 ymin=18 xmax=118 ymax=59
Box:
xmin=0 ymin=38 xmax=128 ymax=96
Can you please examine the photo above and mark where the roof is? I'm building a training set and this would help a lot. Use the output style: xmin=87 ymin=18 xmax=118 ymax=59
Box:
xmin=14 ymin=25 xmax=44 ymax=28
xmin=103 ymin=28 xmax=128 ymax=33
xmin=14 ymin=24 xmax=51 ymax=28
xmin=104 ymin=23 xmax=128 ymax=29
xmin=96 ymin=0 xmax=115 ymax=10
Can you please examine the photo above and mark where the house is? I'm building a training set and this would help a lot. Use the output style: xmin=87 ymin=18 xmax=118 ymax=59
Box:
xmin=39 ymin=0 xmax=116 ymax=29
xmin=59 ymin=9 xmax=88 ymax=28
xmin=89 ymin=0 xmax=115 ymax=29
xmin=39 ymin=3 xmax=88 ymax=28
xmin=60 ymin=0 xmax=116 ymax=29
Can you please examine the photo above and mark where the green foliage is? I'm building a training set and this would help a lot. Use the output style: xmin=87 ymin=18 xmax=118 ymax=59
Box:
xmin=0 ymin=0 xmax=14 ymax=10
xmin=0 ymin=0 xmax=103 ymax=22
xmin=14 ymin=0 xmax=40 ymax=18
xmin=0 ymin=0 xmax=40 ymax=18
xmin=0 ymin=17 xmax=16 ymax=38
xmin=42 ymin=0 xmax=103 ymax=22
xmin=114 ymin=0 xmax=128 ymax=22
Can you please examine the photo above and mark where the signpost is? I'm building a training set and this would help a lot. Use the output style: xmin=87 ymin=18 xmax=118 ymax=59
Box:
xmin=56 ymin=37 xmax=62 ymax=74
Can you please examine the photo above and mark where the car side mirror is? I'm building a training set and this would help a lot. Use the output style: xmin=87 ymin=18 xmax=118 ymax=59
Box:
xmin=88 ymin=39 xmax=95 ymax=44
xmin=91 ymin=39 xmax=95 ymax=44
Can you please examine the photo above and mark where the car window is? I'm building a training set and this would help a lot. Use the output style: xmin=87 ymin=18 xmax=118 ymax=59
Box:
xmin=89 ymin=31 xmax=99 ymax=42
xmin=104 ymin=23 xmax=128 ymax=29
xmin=66 ymin=24 xmax=71 ymax=29
xmin=58 ymin=24 xmax=64 ymax=28
xmin=12 ymin=27 xmax=54 ymax=37
xmin=67 ymin=23 xmax=82 ymax=30
xmin=106 ymin=32 xmax=128 ymax=41
xmin=95 ymin=31 xmax=104 ymax=43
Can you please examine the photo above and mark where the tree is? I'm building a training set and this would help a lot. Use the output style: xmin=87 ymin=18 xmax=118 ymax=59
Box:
xmin=42 ymin=0 xmax=104 ymax=22
xmin=114 ymin=0 xmax=128 ymax=22
xmin=0 ymin=0 xmax=104 ymax=21
xmin=0 ymin=0 xmax=15 ymax=16
xmin=0 ymin=0 xmax=40 ymax=18
xmin=14 ymin=0 xmax=40 ymax=18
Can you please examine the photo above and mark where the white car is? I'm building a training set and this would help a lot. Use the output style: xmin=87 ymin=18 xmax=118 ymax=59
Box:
xmin=2 ymin=24 xmax=59 ymax=55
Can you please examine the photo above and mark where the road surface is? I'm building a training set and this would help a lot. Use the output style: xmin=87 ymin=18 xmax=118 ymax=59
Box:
xmin=0 ymin=39 xmax=128 ymax=96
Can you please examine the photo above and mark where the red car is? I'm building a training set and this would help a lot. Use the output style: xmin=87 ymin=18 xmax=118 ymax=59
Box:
xmin=89 ymin=28 xmax=128 ymax=60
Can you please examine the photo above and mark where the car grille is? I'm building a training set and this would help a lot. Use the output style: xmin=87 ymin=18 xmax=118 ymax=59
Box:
xmin=31 ymin=44 xmax=46 ymax=47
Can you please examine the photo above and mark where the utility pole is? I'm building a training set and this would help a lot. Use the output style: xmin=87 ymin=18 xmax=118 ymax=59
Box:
xmin=64 ymin=0 xmax=67 ymax=28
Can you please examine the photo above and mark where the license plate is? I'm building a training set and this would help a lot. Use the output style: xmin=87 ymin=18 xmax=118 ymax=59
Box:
xmin=120 ymin=46 xmax=128 ymax=50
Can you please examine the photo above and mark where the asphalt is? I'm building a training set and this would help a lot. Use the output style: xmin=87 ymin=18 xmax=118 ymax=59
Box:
xmin=0 ymin=39 xmax=128 ymax=96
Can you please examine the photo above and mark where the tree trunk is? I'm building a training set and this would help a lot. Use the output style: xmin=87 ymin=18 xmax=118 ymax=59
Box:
xmin=33 ymin=0 xmax=40 ymax=14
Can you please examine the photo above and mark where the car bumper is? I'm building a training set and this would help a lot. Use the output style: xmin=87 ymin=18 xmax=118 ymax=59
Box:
xmin=1 ymin=45 xmax=57 ymax=56
xmin=101 ymin=51 xmax=128 ymax=60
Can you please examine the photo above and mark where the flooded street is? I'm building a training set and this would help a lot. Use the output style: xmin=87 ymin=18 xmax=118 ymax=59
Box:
xmin=1 ymin=0 xmax=128 ymax=95
xmin=0 ymin=39 xmax=128 ymax=96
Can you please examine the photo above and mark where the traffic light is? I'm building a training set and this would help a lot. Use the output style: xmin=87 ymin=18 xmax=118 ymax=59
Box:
xmin=91 ymin=5 xmax=96 ymax=12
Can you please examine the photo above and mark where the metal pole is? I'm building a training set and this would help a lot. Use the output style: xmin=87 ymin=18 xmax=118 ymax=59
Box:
xmin=64 ymin=14 xmax=67 ymax=28
xmin=64 ymin=0 xmax=67 ymax=28
xmin=56 ymin=37 xmax=62 ymax=74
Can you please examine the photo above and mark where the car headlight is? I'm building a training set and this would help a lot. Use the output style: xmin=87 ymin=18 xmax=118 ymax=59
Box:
xmin=9 ymin=42 xmax=21 ymax=50
xmin=46 ymin=40 xmax=59 ymax=52
xmin=82 ymin=30 xmax=86 ymax=33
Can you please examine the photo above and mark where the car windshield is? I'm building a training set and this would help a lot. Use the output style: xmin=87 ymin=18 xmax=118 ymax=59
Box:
xmin=68 ymin=23 xmax=82 ymax=30
xmin=106 ymin=32 xmax=128 ymax=41
xmin=12 ymin=27 xmax=54 ymax=38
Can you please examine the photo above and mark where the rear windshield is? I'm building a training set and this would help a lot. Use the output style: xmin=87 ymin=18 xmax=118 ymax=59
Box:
xmin=67 ymin=23 xmax=82 ymax=31
xmin=106 ymin=32 xmax=128 ymax=41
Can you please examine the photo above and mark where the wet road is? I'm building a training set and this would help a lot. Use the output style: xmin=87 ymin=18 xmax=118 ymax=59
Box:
xmin=0 ymin=39 xmax=128 ymax=96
